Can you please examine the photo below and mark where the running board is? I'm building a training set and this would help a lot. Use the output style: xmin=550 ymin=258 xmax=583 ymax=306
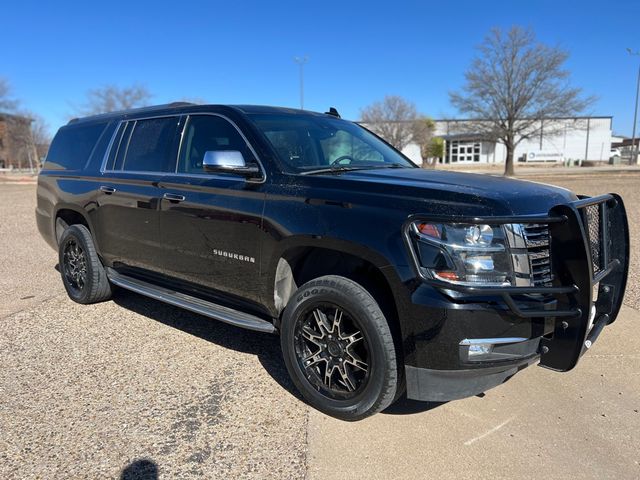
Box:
xmin=106 ymin=268 xmax=276 ymax=333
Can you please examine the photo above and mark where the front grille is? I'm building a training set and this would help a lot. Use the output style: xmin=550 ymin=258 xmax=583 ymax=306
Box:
xmin=523 ymin=224 xmax=553 ymax=286
xmin=583 ymin=204 xmax=603 ymax=274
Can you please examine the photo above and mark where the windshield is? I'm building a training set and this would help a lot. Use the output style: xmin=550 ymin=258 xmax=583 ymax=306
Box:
xmin=248 ymin=113 xmax=417 ymax=174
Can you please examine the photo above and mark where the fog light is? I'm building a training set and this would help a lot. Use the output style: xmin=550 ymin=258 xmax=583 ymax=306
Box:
xmin=468 ymin=343 xmax=493 ymax=357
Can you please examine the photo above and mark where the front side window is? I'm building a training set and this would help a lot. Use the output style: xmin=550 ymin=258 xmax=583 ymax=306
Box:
xmin=249 ymin=113 xmax=416 ymax=173
xmin=120 ymin=117 xmax=180 ymax=172
xmin=178 ymin=115 xmax=254 ymax=174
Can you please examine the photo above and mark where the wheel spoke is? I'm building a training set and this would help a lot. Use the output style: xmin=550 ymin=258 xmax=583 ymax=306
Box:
xmin=345 ymin=353 xmax=368 ymax=372
xmin=342 ymin=330 xmax=364 ymax=346
xmin=301 ymin=325 xmax=324 ymax=347
xmin=337 ymin=363 xmax=358 ymax=392
xmin=323 ymin=363 xmax=336 ymax=389
xmin=312 ymin=308 xmax=332 ymax=334
xmin=331 ymin=308 xmax=343 ymax=334
xmin=303 ymin=350 xmax=325 ymax=368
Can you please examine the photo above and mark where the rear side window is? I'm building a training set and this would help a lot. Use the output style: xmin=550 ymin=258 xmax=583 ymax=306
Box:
xmin=44 ymin=122 xmax=108 ymax=170
xmin=120 ymin=117 xmax=180 ymax=172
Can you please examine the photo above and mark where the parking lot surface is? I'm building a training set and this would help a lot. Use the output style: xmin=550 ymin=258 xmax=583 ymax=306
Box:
xmin=1 ymin=172 xmax=639 ymax=479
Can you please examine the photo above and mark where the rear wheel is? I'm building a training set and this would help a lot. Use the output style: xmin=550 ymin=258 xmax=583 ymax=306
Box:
xmin=58 ymin=224 xmax=113 ymax=304
xmin=281 ymin=275 xmax=398 ymax=421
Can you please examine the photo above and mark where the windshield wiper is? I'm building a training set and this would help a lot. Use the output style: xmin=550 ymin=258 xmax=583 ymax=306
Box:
xmin=301 ymin=163 xmax=409 ymax=176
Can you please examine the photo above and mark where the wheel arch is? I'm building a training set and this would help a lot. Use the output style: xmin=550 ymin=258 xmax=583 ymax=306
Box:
xmin=53 ymin=204 xmax=94 ymax=245
xmin=270 ymin=240 xmax=406 ymax=360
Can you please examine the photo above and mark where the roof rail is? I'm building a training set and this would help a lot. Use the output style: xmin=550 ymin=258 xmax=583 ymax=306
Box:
xmin=68 ymin=102 xmax=197 ymax=124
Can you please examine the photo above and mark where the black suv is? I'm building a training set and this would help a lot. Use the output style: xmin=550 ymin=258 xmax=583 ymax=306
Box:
xmin=36 ymin=103 xmax=629 ymax=420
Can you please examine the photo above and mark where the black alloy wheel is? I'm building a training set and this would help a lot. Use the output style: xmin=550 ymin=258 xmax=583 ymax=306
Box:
xmin=62 ymin=239 xmax=88 ymax=294
xmin=294 ymin=303 xmax=370 ymax=400
xmin=281 ymin=275 xmax=398 ymax=421
xmin=58 ymin=224 xmax=113 ymax=304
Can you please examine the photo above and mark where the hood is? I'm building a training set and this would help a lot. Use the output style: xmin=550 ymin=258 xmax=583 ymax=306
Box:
xmin=312 ymin=168 xmax=578 ymax=217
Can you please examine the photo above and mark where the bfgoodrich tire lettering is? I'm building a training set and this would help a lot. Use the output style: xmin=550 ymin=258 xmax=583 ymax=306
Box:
xmin=58 ymin=224 xmax=113 ymax=304
xmin=281 ymin=275 xmax=398 ymax=421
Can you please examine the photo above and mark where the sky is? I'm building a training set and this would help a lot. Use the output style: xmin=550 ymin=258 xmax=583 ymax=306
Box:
xmin=3 ymin=0 xmax=640 ymax=137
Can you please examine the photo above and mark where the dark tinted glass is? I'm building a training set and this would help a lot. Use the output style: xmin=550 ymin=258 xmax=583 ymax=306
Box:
xmin=87 ymin=122 xmax=116 ymax=169
xmin=178 ymin=115 xmax=253 ymax=174
xmin=44 ymin=122 xmax=107 ymax=170
xmin=249 ymin=114 xmax=415 ymax=173
xmin=122 ymin=117 xmax=180 ymax=172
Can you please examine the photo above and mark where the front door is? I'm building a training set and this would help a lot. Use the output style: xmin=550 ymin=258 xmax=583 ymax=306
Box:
xmin=157 ymin=114 xmax=266 ymax=307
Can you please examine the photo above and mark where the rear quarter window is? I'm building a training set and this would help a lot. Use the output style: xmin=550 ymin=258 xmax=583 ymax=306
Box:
xmin=44 ymin=122 xmax=108 ymax=171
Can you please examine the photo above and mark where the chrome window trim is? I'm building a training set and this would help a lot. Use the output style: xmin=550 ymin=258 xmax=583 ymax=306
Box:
xmin=99 ymin=120 xmax=124 ymax=173
xmin=99 ymin=112 xmax=267 ymax=184
xmin=120 ymin=120 xmax=137 ymax=171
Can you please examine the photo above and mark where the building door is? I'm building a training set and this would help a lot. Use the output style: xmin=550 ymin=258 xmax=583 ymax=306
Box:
xmin=447 ymin=140 xmax=481 ymax=163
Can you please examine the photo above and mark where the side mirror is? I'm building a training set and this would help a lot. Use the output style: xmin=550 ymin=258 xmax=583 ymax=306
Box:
xmin=202 ymin=151 xmax=261 ymax=178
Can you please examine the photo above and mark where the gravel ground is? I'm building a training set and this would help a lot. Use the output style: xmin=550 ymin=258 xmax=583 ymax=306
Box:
xmin=0 ymin=184 xmax=307 ymax=479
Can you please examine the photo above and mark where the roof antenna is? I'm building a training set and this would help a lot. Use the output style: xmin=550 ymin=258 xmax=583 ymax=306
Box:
xmin=325 ymin=107 xmax=341 ymax=118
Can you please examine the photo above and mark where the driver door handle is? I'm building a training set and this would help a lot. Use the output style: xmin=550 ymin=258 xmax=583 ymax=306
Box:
xmin=163 ymin=193 xmax=186 ymax=203
xmin=99 ymin=186 xmax=116 ymax=194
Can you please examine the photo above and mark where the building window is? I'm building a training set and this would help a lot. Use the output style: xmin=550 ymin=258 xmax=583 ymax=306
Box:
xmin=447 ymin=140 xmax=481 ymax=163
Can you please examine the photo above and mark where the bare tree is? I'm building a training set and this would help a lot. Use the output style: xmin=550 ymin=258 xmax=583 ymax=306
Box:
xmin=0 ymin=77 xmax=19 ymax=112
xmin=72 ymin=84 xmax=152 ymax=116
xmin=450 ymin=27 xmax=594 ymax=175
xmin=24 ymin=112 xmax=51 ymax=162
xmin=360 ymin=95 xmax=426 ymax=150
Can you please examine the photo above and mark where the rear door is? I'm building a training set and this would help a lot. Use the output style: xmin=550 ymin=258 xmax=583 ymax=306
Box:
xmin=94 ymin=115 xmax=182 ymax=271
xmin=157 ymin=114 xmax=266 ymax=306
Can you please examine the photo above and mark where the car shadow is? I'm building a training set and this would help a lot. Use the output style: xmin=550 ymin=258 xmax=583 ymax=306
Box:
xmin=383 ymin=395 xmax=446 ymax=415
xmin=111 ymin=289 xmax=304 ymax=403
xmin=111 ymin=288 xmax=447 ymax=417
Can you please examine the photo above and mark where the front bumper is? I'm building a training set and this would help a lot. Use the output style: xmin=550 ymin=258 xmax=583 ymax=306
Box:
xmin=403 ymin=193 xmax=629 ymax=401
xmin=406 ymin=356 xmax=538 ymax=402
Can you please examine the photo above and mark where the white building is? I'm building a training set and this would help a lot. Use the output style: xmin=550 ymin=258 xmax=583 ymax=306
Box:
xmin=394 ymin=116 xmax=614 ymax=165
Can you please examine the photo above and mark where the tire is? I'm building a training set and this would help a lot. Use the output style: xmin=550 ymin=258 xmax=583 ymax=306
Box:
xmin=280 ymin=275 xmax=398 ymax=421
xmin=58 ymin=224 xmax=113 ymax=304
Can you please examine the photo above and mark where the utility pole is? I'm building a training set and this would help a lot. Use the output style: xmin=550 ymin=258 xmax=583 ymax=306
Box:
xmin=294 ymin=56 xmax=308 ymax=110
xmin=628 ymin=49 xmax=640 ymax=164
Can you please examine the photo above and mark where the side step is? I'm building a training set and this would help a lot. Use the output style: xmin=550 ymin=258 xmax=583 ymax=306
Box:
xmin=106 ymin=268 xmax=276 ymax=333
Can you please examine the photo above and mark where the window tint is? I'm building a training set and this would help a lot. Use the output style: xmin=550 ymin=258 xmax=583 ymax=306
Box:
xmin=44 ymin=122 xmax=108 ymax=170
xmin=319 ymin=130 xmax=384 ymax=164
xmin=249 ymin=114 xmax=414 ymax=173
xmin=121 ymin=117 xmax=180 ymax=172
xmin=178 ymin=115 xmax=253 ymax=174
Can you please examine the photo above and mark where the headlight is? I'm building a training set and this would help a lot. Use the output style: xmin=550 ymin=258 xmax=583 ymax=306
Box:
xmin=410 ymin=222 xmax=513 ymax=286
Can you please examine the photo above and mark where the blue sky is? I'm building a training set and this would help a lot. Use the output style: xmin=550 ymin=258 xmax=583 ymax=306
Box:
xmin=3 ymin=0 xmax=640 ymax=136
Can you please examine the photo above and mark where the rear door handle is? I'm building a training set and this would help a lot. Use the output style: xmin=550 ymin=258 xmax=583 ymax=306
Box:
xmin=100 ymin=186 xmax=116 ymax=194
xmin=163 ymin=193 xmax=186 ymax=203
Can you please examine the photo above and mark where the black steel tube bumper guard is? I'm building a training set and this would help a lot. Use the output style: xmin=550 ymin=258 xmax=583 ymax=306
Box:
xmin=406 ymin=193 xmax=630 ymax=372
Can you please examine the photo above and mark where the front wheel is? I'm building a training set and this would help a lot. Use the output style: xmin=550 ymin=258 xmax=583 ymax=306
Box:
xmin=280 ymin=275 xmax=398 ymax=421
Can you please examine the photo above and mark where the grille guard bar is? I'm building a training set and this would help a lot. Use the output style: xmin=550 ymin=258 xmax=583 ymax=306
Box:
xmin=404 ymin=193 xmax=630 ymax=371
